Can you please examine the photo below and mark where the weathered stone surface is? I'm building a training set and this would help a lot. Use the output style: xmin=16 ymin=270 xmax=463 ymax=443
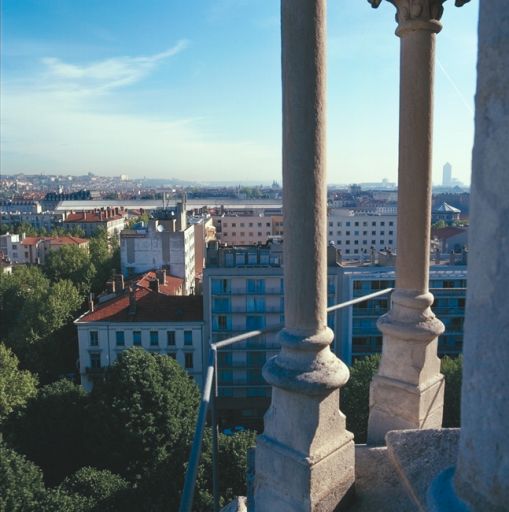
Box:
xmin=348 ymin=445 xmax=414 ymax=512
xmin=453 ymin=2 xmax=509 ymax=511
xmin=385 ymin=428 xmax=460 ymax=509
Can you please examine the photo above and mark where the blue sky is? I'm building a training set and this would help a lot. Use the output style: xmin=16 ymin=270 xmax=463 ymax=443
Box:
xmin=1 ymin=1 xmax=478 ymax=185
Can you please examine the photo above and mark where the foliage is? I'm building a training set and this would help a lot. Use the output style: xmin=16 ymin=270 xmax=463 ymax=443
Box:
xmin=5 ymin=379 xmax=89 ymax=486
xmin=217 ymin=430 xmax=257 ymax=506
xmin=0 ymin=439 xmax=46 ymax=512
xmin=0 ymin=343 xmax=38 ymax=425
xmin=43 ymin=244 xmax=96 ymax=295
xmin=87 ymin=349 xmax=200 ymax=482
xmin=441 ymin=355 xmax=463 ymax=427
xmin=0 ymin=267 xmax=82 ymax=378
xmin=342 ymin=354 xmax=381 ymax=443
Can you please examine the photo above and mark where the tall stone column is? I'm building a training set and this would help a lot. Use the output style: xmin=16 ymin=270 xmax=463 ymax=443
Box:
xmin=452 ymin=2 xmax=509 ymax=510
xmin=253 ymin=0 xmax=354 ymax=510
xmin=366 ymin=0 xmax=468 ymax=445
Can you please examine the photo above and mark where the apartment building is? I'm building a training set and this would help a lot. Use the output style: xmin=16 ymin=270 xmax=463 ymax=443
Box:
xmin=62 ymin=207 xmax=126 ymax=236
xmin=330 ymin=265 xmax=467 ymax=364
xmin=75 ymin=271 xmax=203 ymax=391
xmin=203 ymin=242 xmax=466 ymax=428
xmin=120 ymin=205 xmax=196 ymax=295
xmin=327 ymin=208 xmax=398 ymax=258
xmin=0 ymin=232 xmax=89 ymax=264
xmin=214 ymin=215 xmax=276 ymax=246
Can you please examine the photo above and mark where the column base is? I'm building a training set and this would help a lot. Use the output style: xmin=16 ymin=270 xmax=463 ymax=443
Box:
xmin=254 ymin=434 xmax=354 ymax=512
xmin=254 ymin=388 xmax=354 ymax=511
xmin=367 ymin=373 xmax=444 ymax=446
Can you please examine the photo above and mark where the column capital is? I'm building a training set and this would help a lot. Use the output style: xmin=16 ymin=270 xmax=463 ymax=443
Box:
xmin=368 ymin=0 xmax=471 ymax=36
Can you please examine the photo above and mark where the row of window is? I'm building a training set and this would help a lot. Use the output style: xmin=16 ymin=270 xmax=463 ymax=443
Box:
xmin=328 ymin=220 xmax=394 ymax=227
xmin=222 ymin=231 xmax=272 ymax=238
xmin=222 ymin=221 xmax=272 ymax=228
xmin=89 ymin=330 xmax=194 ymax=347
xmin=331 ymin=239 xmax=394 ymax=246
xmin=329 ymin=230 xmax=394 ymax=236
xmin=89 ymin=351 xmax=195 ymax=369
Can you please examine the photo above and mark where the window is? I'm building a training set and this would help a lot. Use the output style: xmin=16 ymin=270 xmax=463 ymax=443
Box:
xmin=185 ymin=352 xmax=194 ymax=369
xmin=90 ymin=331 xmax=99 ymax=346
xmin=247 ymin=279 xmax=265 ymax=293
xmin=337 ymin=221 xmax=342 ymax=227
xmin=232 ymin=222 xmax=237 ymax=227
xmin=346 ymin=221 xmax=351 ymax=227
xmin=217 ymin=315 xmax=228 ymax=330
xmin=90 ymin=352 xmax=101 ymax=369
xmin=133 ymin=331 xmax=142 ymax=346
xmin=346 ymin=240 xmax=350 ymax=245
xmin=389 ymin=221 xmax=394 ymax=226
xmin=363 ymin=222 xmax=368 ymax=227
xmin=115 ymin=331 xmax=125 ymax=346
xmin=240 ymin=223 xmax=245 ymax=227
xmin=372 ymin=221 xmax=377 ymax=226
xmin=380 ymin=221 xmax=385 ymax=226
xmin=363 ymin=231 xmax=367 ymax=236
xmin=389 ymin=230 xmax=393 ymax=235
xmin=380 ymin=231 xmax=385 ymax=235
xmin=354 ymin=240 xmax=359 ymax=245
xmin=168 ymin=352 xmax=177 ymax=360
xmin=150 ymin=331 xmax=159 ymax=346
xmin=329 ymin=231 xmax=333 ymax=236
xmin=329 ymin=222 xmax=333 ymax=227
xmin=346 ymin=231 xmax=350 ymax=236
xmin=337 ymin=231 xmax=342 ymax=236
xmin=246 ymin=315 xmax=265 ymax=330
xmin=336 ymin=240 xmax=342 ymax=244
xmin=167 ymin=331 xmax=176 ymax=346
xmin=212 ymin=279 xmax=230 ymax=294
xmin=184 ymin=330 xmax=193 ymax=346
xmin=354 ymin=222 xmax=359 ymax=227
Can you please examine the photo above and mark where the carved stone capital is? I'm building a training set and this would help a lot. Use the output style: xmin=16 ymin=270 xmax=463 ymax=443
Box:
xmin=368 ymin=0 xmax=471 ymax=35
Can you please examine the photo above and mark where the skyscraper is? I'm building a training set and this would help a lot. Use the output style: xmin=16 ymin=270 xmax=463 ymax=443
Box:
xmin=442 ymin=162 xmax=452 ymax=187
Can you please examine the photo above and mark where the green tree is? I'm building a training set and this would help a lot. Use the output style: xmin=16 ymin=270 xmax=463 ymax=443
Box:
xmin=342 ymin=354 xmax=381 ymax=443
xmin=6 ymin=278 xmax=82 ymax=377
xmin=217 ymin=430 xmax=257 ymax=506
xmin=0 ymin=343 xmax=38 ymax=425
xmin=0 ymin=439 xmax=46 ymax=512
xmin=54 ymin=467 xmax=129 ymax=512
xmin=43 ymin=244 xmax=96 ymax=295
xmin=5 ymin=379 xmax=89 ymax=485
xmin=441 ymin=355 xmax=463 ymax=427
xmin=86 ymin=349 xmax=200 ymax=482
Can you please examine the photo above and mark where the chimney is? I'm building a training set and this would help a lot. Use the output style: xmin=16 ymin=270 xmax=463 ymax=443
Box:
xmin=114 ymin=274 xmax=125 ymax=292
xmin=128 ymin=286 xmax=137 ymax=315
xmin=83 ymin=211 xmax=87 ymax=221
xmin=149 ymin=278 xmax=160 ymax=293
xmin=88 ymin=293 xmax=94 ymax=312
xmin=106 ymin=280 xmax=116 ymax=294
xmin=327 ymin=243 xmax=339 ymax=267
xmin=156 ymin=269 xmax=166 ymax=285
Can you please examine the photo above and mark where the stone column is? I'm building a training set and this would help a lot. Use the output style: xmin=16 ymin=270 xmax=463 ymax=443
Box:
xmin=452 ymin=2 xmax=509 ymax=510
xmin=253 ymin=0 xmax=354 ymax=510
xmin=366 ymin=0 xmax=467 ymax=445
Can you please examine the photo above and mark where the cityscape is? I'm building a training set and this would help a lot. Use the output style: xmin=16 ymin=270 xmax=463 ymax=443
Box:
xmin=1 ymin=1 xmax=507 ymax=512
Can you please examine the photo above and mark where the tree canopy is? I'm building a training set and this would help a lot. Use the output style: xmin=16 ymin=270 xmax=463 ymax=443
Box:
xmin=0 ymin=343 xmax=38 ymax=425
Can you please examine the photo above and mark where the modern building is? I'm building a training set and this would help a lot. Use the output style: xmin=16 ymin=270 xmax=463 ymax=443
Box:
xmin=214 ymin=214 xmax=278 ymax=246
xmin=203 ymin=241 xmax=467 ymax=428
xmin=442 ymin=162 xmax=452 ymax=187
xmin=75 ymin=271 xmax=204 ymax=391
xmin=327 ymin=208 xmax=398 ymax=258
xmin=331 ymin=265 xmax=467 ymax=365
xmin=120 ymin=204 xmax=196 ymax=295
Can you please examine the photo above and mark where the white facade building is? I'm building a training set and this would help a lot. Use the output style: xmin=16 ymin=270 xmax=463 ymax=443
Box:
xmin=75 ymin=275 xmax=203 ymax=391
xmin=120 ymin=217 xmax=196 ymax=295
xmin=327 ymin=208 xmax=398 ymax=258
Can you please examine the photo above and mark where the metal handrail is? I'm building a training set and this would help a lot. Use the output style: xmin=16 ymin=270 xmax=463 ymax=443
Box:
xmin=178 ymin=287 xmax=393 ymax=512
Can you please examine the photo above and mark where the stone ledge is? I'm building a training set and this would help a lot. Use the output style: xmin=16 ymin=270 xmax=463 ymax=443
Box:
xmin=385 ymin=428 xmax=460 ymax=510
xmin=347 ymin=445 xmax=414 ymax=512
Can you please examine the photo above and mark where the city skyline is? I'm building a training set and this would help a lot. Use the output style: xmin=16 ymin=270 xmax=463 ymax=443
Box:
xmin=1 ymin=1 xmax=478 ymax=185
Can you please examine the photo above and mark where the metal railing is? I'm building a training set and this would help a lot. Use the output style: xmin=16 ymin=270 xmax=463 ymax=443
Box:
xmin=178 ymin=287 xmax=393 ymax=512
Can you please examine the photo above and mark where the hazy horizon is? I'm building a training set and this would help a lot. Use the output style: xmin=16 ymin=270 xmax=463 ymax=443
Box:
xmin=1 ymin=1 xmax=478 ymax=185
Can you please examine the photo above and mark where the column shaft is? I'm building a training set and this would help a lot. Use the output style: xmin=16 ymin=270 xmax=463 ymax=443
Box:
xmin=282 ymin=0 xmax=327 ymax=333
xmin=396 ymin=29 xmax=435 ymax=293
xmin=366 ymin=5 xmax=445 ymax=445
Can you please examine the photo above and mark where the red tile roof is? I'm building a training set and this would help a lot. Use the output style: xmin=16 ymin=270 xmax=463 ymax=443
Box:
xmin=431 ymin=227 xmax=466 ymax=240
xmin=21 ymin=236 xmax=89 ymax=246
xmin=65 ymin=212 xmax=124 ymax=223
xmin=77 ymin=289 xmax=203 ymax=323
xmin=136 ymin=271 xmax=183 ymax=296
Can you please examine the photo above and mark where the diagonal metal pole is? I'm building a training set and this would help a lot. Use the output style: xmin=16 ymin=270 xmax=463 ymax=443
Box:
xmin=211 ymin=346 xmax=220 ymax=512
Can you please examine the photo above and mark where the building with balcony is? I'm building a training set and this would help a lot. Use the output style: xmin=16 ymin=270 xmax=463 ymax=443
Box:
xmin=75 ymin=271 xmax=203 ymax=392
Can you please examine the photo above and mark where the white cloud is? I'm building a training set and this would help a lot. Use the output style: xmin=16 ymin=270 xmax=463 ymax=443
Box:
xmin=40 ymin=40 xmax=189 ymax=94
